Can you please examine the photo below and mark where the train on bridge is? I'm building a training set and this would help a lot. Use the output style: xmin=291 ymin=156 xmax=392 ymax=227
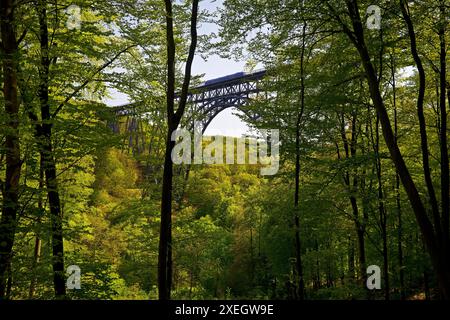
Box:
xmin=198 ymin=69 xmax=266 ymax=89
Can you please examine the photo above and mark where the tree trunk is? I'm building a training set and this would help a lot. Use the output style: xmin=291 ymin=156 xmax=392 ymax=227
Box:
xmin=29 ymin=232 xmax=42 ymax=299
xmin=348 ymin=238 xmax=355 ymax=281
xmin=158 ymin=127 xmax=175 ymax=300
xmin=438 ymin=0 xmax=450 ymax=278
xmin=0 ymin=0 xmax=21 ymax=299
xmin=339 ymin=111 xmax=366 ymax=288
xmin=158 ymin=0 xmax=198 ymax=300
xmin=355 ymin=218 xmax=366 ymax=286
xmin=313 ymin=240 xmax=321 ymax=289
xmin=369 ymin=111 xmax=390 ymax=299
xmin=293 ymin=19 xmax=307 ymax=301
xmin=36 ymin=0 xmax=66 ymax=297
xmin=391 ymin=52 xmax=406 ymax=300
xmin=166 ymin=221 xmax=173 ymax=299
xmin=29 ymin=156 xmax=44 ymax=299
xmin=375 ymin=115 xmax=390 ymax=300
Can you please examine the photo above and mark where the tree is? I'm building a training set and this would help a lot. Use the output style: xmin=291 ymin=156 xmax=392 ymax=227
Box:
xmin=324 ymin=0 xmax=450 ymax=298
xmin=158 ymin=0 xmax=199 ymax=300
xmin=0 ymin=0 xmax=22 ymax=299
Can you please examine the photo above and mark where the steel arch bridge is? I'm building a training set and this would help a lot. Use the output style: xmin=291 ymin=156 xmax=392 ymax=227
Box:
xmin=184 ymin=69 xmax=266 ymax=132
xmin=110 ymin=68 xmax=266 ymax=134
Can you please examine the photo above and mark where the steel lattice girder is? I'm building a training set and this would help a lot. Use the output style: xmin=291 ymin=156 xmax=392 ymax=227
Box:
xmin=110 ymin=69 xmax=266 ymax=133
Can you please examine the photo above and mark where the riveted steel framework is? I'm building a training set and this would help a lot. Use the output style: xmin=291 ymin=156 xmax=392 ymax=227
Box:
xmin=110 ymin=69 xmax=266 ymax=134
xmin=185 ymin=69 xmax=266 ymax=132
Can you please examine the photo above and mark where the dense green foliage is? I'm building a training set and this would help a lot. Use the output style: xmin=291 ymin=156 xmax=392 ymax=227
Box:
xmin=1 ymin=0 xmax=449 ymax=300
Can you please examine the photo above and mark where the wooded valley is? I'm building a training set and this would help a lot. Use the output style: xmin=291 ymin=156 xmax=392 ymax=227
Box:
xmin=1 ymin=0 xmax=450 ymax=301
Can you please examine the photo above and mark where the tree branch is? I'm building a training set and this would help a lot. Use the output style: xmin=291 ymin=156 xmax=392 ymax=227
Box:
xmin=51 ymin=44 xmax=137 ymax=118
xmin=174 ymin=0 xmax=199 ymax=124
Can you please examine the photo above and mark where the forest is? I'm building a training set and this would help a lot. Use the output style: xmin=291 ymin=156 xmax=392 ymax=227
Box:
xmin=0 ymin=0 xmax=450 ymax=301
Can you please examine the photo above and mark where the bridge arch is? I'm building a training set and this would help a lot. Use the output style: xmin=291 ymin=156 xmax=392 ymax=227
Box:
xmin=184 ymin=69 xmax=266 ymax=133
xmin=109 ymin=68 xmax=267 ymax=143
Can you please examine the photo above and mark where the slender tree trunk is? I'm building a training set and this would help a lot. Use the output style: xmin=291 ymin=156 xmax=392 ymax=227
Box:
xmin=340 ymin=111 xmax=366 ymax=288
xmin=29 ymin=156 xmax=44 ymax=299
xmin=293 ymin=19 xmax=307 ymax=301
xmin=159 ymin=127 xmax=175 ymax=300
xmin=293 ymin=157 xmax=305 ymax=300
xmin=348 ymin=238 xmax=355 ymax=281
xmin=374 ymin=115 xmax=389 ymax=300
xmin=438 ymin=0 xmax=450 ymax=279
xmin=396 ymin=175 xmax=405 ymax=299
xmin=158 ymin=0 xmax=198 ymax=300
xmin=36 ymin=0 xmax=65 ymax=297
xmin=326 ymin=263 xmax=331 ymax=288
xmin=400 ymin=2 xmax=441 ymax=237
xmin=447 ymin=83 xmax=450 ymax=118
xmin=314 ymin=239 xmax=320 ymax=289
xmin=166 ymin=222 xmax=173 ymax=299
xmin=391 ymin=53 xmax=405 ymax=300
xmin=351 ymin=200 xmax=365 ymax=284
xmin=29 ymin=232 xmax=42 ymax=299
xmin=41 ymin=57 xmax=66 ymax=299
xmin=0 ymin=0 xmax=21 ymax=299
xmin=250 ymin=226 xmax=255 ymax=285
xmin=158 ymin=0 xmax=177 ymax=298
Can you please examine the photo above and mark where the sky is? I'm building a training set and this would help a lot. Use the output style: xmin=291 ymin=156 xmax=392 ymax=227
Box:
xmin=104 ymin=0 xmax=250 ymax=137
xmin=193 ymin=0 xmax=250 ymax=137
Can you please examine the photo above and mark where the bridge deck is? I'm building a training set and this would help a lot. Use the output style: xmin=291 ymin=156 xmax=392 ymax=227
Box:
xmin=193 ymin=69 xmax=266 ymax=91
